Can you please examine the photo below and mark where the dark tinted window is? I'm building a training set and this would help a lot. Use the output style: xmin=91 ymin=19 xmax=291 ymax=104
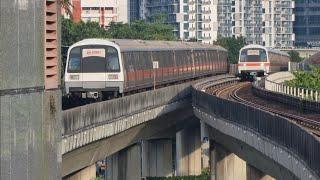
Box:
xmin=82 ymin=48 xmax=106 ymax=73
xmin=106 ymin=47 xmax=120 ymax=72
xmin=68 ymin=47 xmax=81 ymax=73
xmin=240 ymin=48 xmax=267 ymax=62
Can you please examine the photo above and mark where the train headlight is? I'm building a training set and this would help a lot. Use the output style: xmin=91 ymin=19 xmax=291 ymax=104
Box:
xmin=260 ymin=63 xmax=264 ymax=66
xmin=108 ymin=74 xmax=119 ymax=80
xmin=70 ymin=75 xmax=79 ymax=80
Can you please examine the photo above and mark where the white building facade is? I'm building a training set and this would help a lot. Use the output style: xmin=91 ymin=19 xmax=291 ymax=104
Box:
xmin=188 ymin=0 xmax=295 ymax=48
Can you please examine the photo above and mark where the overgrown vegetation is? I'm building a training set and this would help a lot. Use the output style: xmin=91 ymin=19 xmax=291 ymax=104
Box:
xmin=287 ymin=50 xmax=304 ymax=62
xmin=216 ymin=36 xmax=246 ymax=64
xmin=285 ymin=66 xmax=320 ymax=90
xmin=146 ymin=168 xmax=210 ymax=180
xmin=61 ymin=16 xmax=176 ymax=46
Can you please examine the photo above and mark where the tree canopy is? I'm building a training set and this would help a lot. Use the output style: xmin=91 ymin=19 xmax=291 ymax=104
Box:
xmin=287 ymin=50 xmax=304 ymax=62
xmin=216 ymin=36 xmax=246 ymax=64
xmin=61 ymin=17 xmax=176 ymax=46
xmin=62 ymin=17 xmax=109 ymax=46
xmin=285 ymin=66 xmax=320 ymax=90
xmin=107 ymin=20 xmax=176 ymax=41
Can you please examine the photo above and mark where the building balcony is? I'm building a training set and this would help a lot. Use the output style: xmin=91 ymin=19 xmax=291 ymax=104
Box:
xmin=203 ymin=10 xmax=211 ymax=14
xmin=189 ymin=1 xmax=196 ymax=5
xmin=202 ymin=36 xmax=212 ymax=40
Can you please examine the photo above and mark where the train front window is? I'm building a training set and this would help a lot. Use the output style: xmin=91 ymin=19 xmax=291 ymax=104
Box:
xmin=240 ymin=48 xmax=267 ymax=62
xmin=82 ymin=48 xmax=106 ymax=73
xmin=106 ymin=47 xmax=120 ymax=72
xmin=68 ymin=47 xmax=81 ymax=72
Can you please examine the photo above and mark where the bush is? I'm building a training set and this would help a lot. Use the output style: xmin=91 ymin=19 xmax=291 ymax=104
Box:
xmin=285 ymin=66 xmax=320 ymax=90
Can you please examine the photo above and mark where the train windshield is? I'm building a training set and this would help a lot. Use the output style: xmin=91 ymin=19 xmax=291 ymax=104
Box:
xmin=240 ymin=48 xmax=267 ymax=62
xmin=67 ymin=46 xmax=120 ymax=73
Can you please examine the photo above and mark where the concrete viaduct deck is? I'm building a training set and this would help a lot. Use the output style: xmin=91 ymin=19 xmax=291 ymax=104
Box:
xmin=62 ymin=75 xmax=320 ymax=180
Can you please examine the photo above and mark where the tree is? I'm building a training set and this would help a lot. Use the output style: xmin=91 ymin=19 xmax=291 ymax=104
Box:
xmin=216 ymin=36 xmax=246 ymax=64
xmin=107 ymin=20 xmax=176 ymax=41
xmin=285 ymin=66 xmax=320 ymax=90
xmin=60 ymin=0 xmax=72 ymax=16
xmin=61 ymin=17 xmax=110 ymax=46
xmin=287 ymin=50 xmax=303 ymax=62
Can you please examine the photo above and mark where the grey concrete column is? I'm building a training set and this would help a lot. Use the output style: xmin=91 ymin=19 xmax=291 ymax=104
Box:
xmin=106 ymin=153 xmax=119 ymax=180
xmin=201 ymin=121 xmax=210 ymax=169
xmin=176 ymin=130 xmax=189 ymax=176
xmin=66 ymin=164 xmax=96 ymax=180
xmin=215 ymin=146 xmax=246 ymax=180
xmin=106 ymin=144 xmax=141 ymax=180
xmin=176 ymin=127 xmax=201 ymax=176
xmin=141 ymin=139 xmax=173 ymax=177
xmin=210 ymin=146 xmax=217 ymax=180
xmin=246 ymin=164 xmax=275 ymax=180
xmin=1 ymin=1 xmax=61 ymax=179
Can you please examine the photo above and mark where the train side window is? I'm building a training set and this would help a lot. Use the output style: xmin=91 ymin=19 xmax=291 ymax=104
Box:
xmin=106 ymin=47 xmax=120 ymax=72
xmin=68 ymin=47 xmax=81 ymax=73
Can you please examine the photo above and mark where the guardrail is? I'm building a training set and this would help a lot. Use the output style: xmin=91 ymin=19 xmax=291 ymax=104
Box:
xmin=265 ymin=79 xmax=320 ymax=102
xmin=62 ymin=74 xmax=234 ymax=137
xmin=265 ymin=72 xmax=319 ymax=103
xmin=192 ymin=81 xmax=320 ymax=179
xmin=254 ymin=80 xmax=320 ymax=112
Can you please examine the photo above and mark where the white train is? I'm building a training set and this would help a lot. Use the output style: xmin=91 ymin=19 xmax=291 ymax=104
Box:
xmin=64 ymin=39 xmax=229 ymax=100
xmin=238 ymin=44 xmax=290 ymax=79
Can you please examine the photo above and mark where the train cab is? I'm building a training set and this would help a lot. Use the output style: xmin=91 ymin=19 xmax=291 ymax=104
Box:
xmin=64 ymin=39 xmax=125 ymax=100
xmin=238 ymin=45 xmax=270 ymax=79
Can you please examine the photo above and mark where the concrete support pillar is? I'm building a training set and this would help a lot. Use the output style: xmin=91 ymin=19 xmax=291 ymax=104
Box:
xmin=201 ymin=121 xmax=210 ymax=169
xmin=210 ymin=146 xmax=218 ymax=180
xmin=246 ymin=164 xmax=275 ymax=180
xmin=215 ymin=146 xmax=246 ymax=180
xmin=66 ymin=164 xmax=96 ymax=180
xmin=106 ymin=144 xmax=141 ymax=180
xmin=141 ymin=139 xmax=173 ymax=177
xmin=176 ymin=127 xmax=201 ymax=176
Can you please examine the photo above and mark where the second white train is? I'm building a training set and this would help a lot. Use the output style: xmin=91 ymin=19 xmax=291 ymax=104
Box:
xmin=238 ymin=44 xmax=290 ymax=79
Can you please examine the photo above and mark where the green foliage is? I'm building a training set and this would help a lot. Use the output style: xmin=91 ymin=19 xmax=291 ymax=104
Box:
xmin=285 ymin=66 xmax=320 ymax=90
xmin=146 ymin=168 xmax=210 ymax=180
xmin=61 ymin=17 xmax=110 ymax=46
xmin=61 ymin=17 xmax=176 ymax=46
xmin=287 ymin=50 xmax=303 ymax=62
xmin=216 ymin=36 xmax=246 ymax=64
xmin=108 ymin=20 xmax=176 ymax=41
xmin=91 ymin=176 xmax=103 ymax=180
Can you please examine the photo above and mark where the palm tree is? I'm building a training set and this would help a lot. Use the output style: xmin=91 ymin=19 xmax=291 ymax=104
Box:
xmin=60 ymin=0 xmax=72 ymax=17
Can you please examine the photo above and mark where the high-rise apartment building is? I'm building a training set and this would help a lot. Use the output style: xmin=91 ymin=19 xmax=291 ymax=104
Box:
xmin=63 ymin=0 xmax=129 ymax=28
xmin=294 ymin=0 xmax=320 ymax=47
xmin=189 ymin=0 xmax=295 ymax=48
xmin=143 ymin=0 xmax=188 ymax=39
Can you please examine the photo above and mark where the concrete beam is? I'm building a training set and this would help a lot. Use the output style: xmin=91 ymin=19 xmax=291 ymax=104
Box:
xmin=62 ymin=107 xmax=194 ymax=177
xmin=195 ymin=108 xmax=314 ymax=179
xmin=65 ymin=164 xmax=96 ymax=180
xmin=247 ymin=164 xmax=275 ymax=180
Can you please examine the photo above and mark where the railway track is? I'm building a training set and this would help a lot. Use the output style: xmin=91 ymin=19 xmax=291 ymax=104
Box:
xmin=205 ymin=81 xmax=320 ymax=137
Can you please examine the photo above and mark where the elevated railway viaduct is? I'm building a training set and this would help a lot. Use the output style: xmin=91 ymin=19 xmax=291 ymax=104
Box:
xmin=62 ymin=76 xmax=320 ymax=180
xmin=1 ymin=1 xmax=320 ymax=179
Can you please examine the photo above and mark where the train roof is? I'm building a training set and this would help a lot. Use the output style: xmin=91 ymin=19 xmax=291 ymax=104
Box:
xmin=240 ymin=44 xmax=290 ymax=57
xmin=69 ymin=38 xmax=227 ymax=52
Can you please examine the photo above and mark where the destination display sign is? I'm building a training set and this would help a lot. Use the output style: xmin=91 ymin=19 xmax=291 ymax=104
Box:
xmin=82 ymin=49 xmax=105 ymax=58
xmin=247 ymin=50 xmax=260 ymax=56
